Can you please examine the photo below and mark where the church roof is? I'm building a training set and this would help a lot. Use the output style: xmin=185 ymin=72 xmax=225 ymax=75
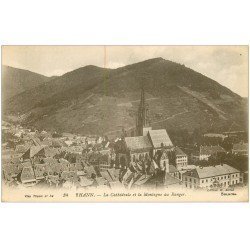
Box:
xmin=148 ymin=129 xmax=173 ymax=148
xmin=125 ymin=136 xmax=152 ymax=152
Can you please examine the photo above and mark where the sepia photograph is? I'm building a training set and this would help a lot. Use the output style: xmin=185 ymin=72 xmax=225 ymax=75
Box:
xmin=1 ymin=1 xmax=250 ymax=250
xmin=1 ymin=45 xmax=248 ymax=202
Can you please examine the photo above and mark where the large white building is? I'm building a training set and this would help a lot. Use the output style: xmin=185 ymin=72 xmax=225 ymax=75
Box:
xmin=182 ymin=164 xmax=243 ymax=189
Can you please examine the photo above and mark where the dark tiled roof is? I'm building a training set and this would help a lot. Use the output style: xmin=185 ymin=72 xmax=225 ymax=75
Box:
xmin=169 ymin=165 xmax=178 ymax=173
xmin=174 ymin=147 xmax=186 ymax=156
xmin=100 ymin=170 xmax=114 ymax=182
xmin=200 ymin=145 xmax=226 ymax=155
xmin=22 ymin=146 xmax=45 ymax=159
xmin=133 ymin=174 xmax=152 ymax=185
xmin=164 ymin=173 xmax=181 ymax=186
xmin=84 ymin=165 xmax=96 ymax=177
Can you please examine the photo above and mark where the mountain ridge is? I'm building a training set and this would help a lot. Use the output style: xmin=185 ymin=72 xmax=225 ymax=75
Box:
xmin=3 ymin=58 xmax=247 ymax=137
xmin=2 ymin=65 xmax=56 ymax=101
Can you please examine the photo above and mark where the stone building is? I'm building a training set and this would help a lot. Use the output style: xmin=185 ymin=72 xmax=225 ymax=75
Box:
xmin=182 ymin=164 xmax=243 ymax=189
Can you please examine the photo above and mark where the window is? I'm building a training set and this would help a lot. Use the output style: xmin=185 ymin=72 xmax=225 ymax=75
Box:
xmin=224 ymin=176 xmax=226 ymax=179
xmin=221 ymin=177 xmax=223 ymax=180
xmin=235 ymin=174 xmax=238 ymax=177
xmin=206 ymin=179 xmax=208 ymax=182
xmin=194 ymin=179 xmax=196 ymax=184
xmin=202 ymin=180 xmax=204 ymax=183
xmin=232 ymin=175 xmax=234 ymax=178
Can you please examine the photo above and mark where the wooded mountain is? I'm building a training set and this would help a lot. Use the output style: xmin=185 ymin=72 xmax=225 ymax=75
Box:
xmin=3 ymin=58 xmax=248 ymax=137
xmin=2 ymin=65 xmax=55 ymax=101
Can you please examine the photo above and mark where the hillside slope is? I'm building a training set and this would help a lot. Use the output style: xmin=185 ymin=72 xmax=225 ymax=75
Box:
xmin=3 ymin=58 xmax=247 ymax=137
xmin=2 ymin=65 xmax=54 ymax=101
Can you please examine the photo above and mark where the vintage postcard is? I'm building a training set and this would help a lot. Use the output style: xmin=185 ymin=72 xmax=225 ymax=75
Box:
xmin=1 ymin=45 xmax=248 ymax=202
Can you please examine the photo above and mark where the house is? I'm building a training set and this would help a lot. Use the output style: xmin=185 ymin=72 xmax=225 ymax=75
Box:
xmin=20 ymin=163 xmax=37 ymax=186
xmin=124 ymin=136 xmax=152 ymax=163
xmin=21 ymin=145 xmax=46 ymax=162
xmin=168 ymin=165 xmax=180 ymax=179
xmin=15 ymin=144 xmax=30 ymax=154
xmin=95 ymin=177 xmax=108 ymax=187
xmin=174 ymin=147 xmax=188 ymax=169
xmin=178 ymin=164 xmax=197 ymax=181
xmin=190 ymin=151 xmax=200 ymax=162
xmin=100 ymin=168 xmax=120 ymax=183
xmin=182 ymin=164 xmax=243 ymax=189
xmin=232 ymin=142 xmax=248 ymax=156
xmin=132 ymin=174 xmax=153 ymax=189
xmin=84 ymin=165 xmax=97 ymax=178
xmin=78 ymin=176 xmax=94 ymax=188
xmin=204 ymin=133 xmax=227 ymax=140
xmin=164 ymin=173 xmax=182 ymax=188
xmin=64 ymin=140 xmax=74 ymax=146
xmin=199 ymin=145 xmax=226 ymax=161
xmin=121 ymin=169 xmax=134 ymax=186
xmin=87 ymin=152 xmax=101 ymax=166
xmin=34 ymin=164 xmax=47 ymax=180
xmin=86 ymin=136 xmax=97 ymax=145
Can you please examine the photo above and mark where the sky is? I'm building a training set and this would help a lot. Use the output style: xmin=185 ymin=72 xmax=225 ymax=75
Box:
xmin=2 ymin=45 xmax=248 ymax=97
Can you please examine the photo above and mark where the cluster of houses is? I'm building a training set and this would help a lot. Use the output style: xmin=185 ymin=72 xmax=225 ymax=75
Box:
xmin=1 ymin=87 xmax=247 ymax=191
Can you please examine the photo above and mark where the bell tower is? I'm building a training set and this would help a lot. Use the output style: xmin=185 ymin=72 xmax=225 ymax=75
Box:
xmin=136 ymin=84 xmax=151 ymax=136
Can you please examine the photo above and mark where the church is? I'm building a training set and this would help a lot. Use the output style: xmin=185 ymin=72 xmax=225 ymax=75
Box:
xmin=123 ymin=84 xmax=174 ymax=171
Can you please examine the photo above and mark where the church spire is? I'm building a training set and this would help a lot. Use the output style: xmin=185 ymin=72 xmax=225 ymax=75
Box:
xmin=140 ymin=83 xmax=145 ymax=109
xmin=136 ymin=83 xmax=150 ymax=136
